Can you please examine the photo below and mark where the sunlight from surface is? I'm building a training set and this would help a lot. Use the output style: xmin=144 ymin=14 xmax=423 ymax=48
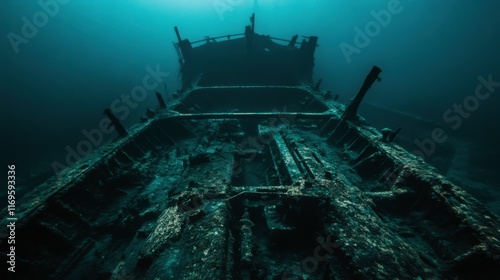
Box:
xmin=139 ymin=0 xmax=218 ymax=11
xmin=138 ymin=0 xmax=262 ymax=13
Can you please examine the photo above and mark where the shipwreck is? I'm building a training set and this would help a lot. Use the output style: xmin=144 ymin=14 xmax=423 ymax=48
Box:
xmin=2 ymin=14 xmax=500 ymax=279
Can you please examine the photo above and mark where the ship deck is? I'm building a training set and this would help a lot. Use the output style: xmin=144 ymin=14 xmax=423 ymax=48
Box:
xmin=4 ymin=85 xmax=500 ymax=279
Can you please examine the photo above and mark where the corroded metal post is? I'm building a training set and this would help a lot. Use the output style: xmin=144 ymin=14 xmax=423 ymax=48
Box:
xmin=288 ymin=35 xmax=298 ymax=48
xmin=174 ymin=26 xmax=182 ymax=42
xmin=103 ymin=109 xmax=128 ymax=137
xmin=156 ymin=92 xmax=167 ymax=109
xmin=342 ymin=66 xmax=382 ymax=121
xmin=250 ymin=13 xmax=255 ymax=32
xmin=174 ymin=26 xmax=192 ymax=63
xmin=245 ymin=25 xmax=254 ymax=55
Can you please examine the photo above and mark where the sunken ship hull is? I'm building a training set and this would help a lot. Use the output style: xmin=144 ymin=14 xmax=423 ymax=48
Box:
xmin=2 ymin=15 xmax=500 ymax=279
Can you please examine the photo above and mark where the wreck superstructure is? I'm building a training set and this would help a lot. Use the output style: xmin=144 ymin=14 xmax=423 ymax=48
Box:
xmin=2 ymin=15 xmax=500 ymax=279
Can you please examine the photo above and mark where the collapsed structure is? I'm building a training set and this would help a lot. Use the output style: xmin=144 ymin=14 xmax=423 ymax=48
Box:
xmin=2 ymin=14 xmax=500 ymax=279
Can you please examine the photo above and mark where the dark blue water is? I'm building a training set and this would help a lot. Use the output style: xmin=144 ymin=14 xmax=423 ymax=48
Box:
xmin=1 ymin=0 xmax=499 ymax=212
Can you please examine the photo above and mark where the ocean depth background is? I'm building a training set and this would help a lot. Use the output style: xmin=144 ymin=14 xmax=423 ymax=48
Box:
xmin=1 ymin=0 xmax=499 ymax=213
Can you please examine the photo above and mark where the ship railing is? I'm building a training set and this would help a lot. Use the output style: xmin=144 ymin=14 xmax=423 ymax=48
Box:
xmin=190 ymin=33 xmax=246 ymax=46
xmin=189 ymin=34 xmax=317 ymax=48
